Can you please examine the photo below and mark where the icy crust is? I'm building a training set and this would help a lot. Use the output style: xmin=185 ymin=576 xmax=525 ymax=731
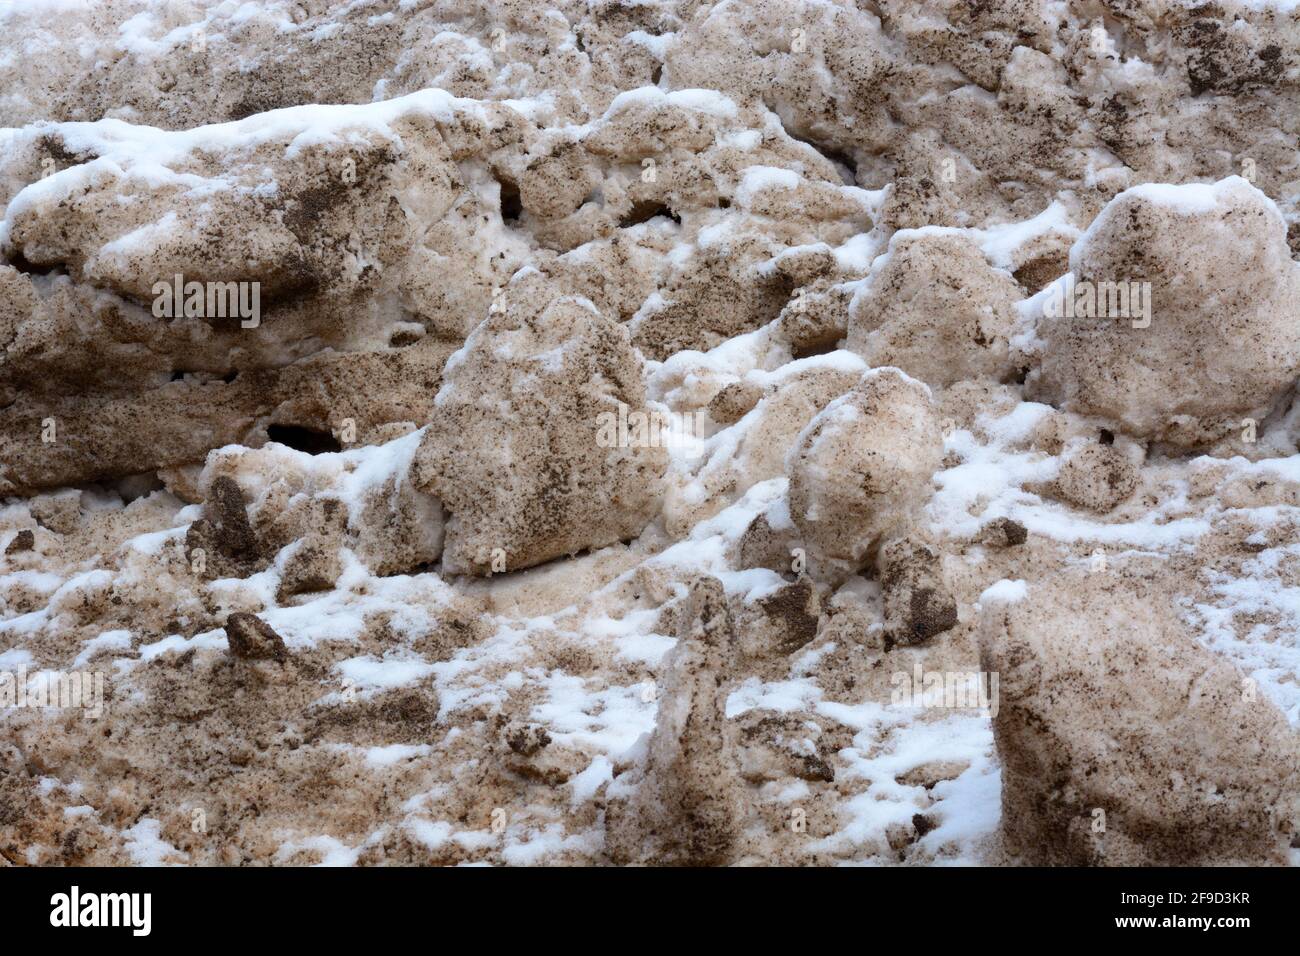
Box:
xmin=3 ymin=0 xmax=1300 ymax=867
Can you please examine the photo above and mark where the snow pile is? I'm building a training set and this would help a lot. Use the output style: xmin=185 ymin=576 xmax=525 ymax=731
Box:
xmin=2 ymin=0 xmax=1300 ymax=867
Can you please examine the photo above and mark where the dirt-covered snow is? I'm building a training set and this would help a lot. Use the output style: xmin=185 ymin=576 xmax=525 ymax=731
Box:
xmin=1 ymin=0 xmax=1299 ymax=866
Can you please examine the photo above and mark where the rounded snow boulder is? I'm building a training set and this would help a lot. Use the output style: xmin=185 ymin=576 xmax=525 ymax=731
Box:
xmin=1031 ymin=176 xmax=1300 ymax=448
xmin=787 ymin=367 xmax=943 ymax=582
xmin=979 ymin=572 xmax=1300 ymax=865
xmin=846 ymin=231 xmax=1022 ymax=387
xmin=412 ymin=294 xmax=667 ymax=576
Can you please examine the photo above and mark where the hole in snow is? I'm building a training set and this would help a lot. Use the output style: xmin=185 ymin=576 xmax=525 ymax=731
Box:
xmin=267 ymin=424 xmax=342 ymax=455
xmin=497 ymin=177 xmax=522 ymax=222
xmin=389 ymin=327 xmax=424 ymax=348
xmin=620 ymin=201 xmax=680 ymax=228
